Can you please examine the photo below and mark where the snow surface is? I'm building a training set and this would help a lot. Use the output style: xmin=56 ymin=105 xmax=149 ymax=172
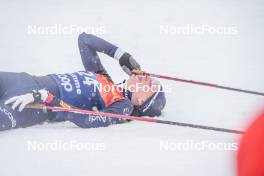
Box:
xmin=0 ymin=0 xmax=264 ymax=176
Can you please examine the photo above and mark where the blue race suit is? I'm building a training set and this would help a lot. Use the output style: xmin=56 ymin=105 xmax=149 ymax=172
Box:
xmin=0 ymin=33 xmax=133 ymax=131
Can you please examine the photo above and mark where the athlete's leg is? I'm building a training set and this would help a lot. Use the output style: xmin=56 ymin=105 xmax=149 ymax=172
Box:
xmin=0 ymin=100 xmax=47 ymax=131
xmin=0 ymin=72 xmax=39 ymax=98
xmin=0 ymin=72 xmax=50 ymax=131
xmin=0 ymin=75 xmax=4 ymax=99
xmin=78 ymin=33 xmax=119 ymax=80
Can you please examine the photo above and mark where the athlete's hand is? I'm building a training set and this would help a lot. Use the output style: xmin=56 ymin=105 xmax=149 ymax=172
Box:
xmin=4 ymin=89 xmax=48 ymax=112
xmin=119 ymin=52 xmax=141 ymax=75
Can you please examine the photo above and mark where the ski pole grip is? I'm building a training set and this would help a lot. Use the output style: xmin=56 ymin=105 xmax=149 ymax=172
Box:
xmin=132 ymin=70 xmax=146 ymax=75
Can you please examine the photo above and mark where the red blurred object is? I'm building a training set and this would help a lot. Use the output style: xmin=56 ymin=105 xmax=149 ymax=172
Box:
xmin=237 ymin=111 xmax=264 ymax=176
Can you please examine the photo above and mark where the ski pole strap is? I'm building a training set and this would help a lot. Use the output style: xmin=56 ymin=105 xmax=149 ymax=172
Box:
xmin=26 ymin=104 xmax=244 ymax=134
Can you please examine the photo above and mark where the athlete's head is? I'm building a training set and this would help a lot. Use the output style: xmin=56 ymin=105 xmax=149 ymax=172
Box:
xmin=125 ymin=75 xmax=166 ymax=117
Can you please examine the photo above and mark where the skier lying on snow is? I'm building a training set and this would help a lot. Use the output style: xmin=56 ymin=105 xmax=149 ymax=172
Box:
xmin=0 ymin=33 xmax=166 ymax=131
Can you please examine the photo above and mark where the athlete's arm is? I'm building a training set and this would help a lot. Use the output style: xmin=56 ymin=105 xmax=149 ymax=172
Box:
xmin=63 ymin=98 xmax=133 ymax=128
xmin=78 ymin=33 xmax=141 ymax=77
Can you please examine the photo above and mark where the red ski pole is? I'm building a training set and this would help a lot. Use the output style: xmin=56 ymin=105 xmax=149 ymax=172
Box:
xmin=26 ymin=104 xmax=244 ymax=134
xmin=132 ymin=70 xmax=264 ymax=97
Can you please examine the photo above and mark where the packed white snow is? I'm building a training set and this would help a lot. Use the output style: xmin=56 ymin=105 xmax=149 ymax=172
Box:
xmin=0 ymin=0 xmax=263 ymax=176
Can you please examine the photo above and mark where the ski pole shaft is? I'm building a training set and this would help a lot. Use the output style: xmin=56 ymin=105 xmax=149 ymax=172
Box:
xmin=155 ymin=119 xmax=243 ymax=134
xmin=135 ymin=71 xmax=264 ymax=97
xmin=26 ymin=104 xmax=244 ymax=134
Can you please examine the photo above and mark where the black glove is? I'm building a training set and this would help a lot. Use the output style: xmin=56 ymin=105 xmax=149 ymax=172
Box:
xmin=119 ymin=52 xmax=141 ymax=75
